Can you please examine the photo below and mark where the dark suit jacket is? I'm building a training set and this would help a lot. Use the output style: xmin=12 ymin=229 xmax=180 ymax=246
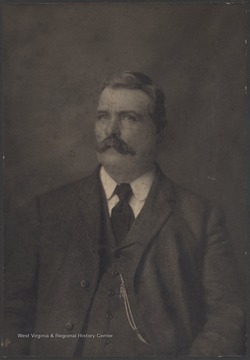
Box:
xmin=4 ymin=166 xmax=245 ymax=357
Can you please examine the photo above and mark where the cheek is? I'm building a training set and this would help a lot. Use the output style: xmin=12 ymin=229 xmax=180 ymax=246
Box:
xmin=130 ymin=127 xmax=157 ymax=149
xmin=95 ymin=122 xmax=105 ymax=139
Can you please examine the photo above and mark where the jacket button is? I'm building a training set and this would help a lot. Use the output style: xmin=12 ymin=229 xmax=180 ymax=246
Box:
xmin=108 ymin=289 xmax=115 ymax=296
xmin=112 ymin=271 xmax=119 ymax=277
xmin=106 ymin=312 xmax=113 ymax=320
xmin=65 ymin=322 xmax=74 ymax=330
xmin=80 ymin=280 xmax=90 ymax=288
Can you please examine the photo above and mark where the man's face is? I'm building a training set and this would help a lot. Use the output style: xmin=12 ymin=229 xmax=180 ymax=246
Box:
xmin=95 ymin=87 xmax=159 ymax=178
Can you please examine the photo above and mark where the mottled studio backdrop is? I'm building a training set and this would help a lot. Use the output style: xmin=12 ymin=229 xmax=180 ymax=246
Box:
xmin=3 ymin=4 xmax=246 ymax=280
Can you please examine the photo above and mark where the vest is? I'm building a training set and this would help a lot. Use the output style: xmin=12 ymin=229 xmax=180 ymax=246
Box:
xmin=74 ymin=185 xmax=155 ymax=357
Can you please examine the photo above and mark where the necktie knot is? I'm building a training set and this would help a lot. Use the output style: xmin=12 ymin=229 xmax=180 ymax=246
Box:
xmin=114 ymin=183 xmax=133 ymax=203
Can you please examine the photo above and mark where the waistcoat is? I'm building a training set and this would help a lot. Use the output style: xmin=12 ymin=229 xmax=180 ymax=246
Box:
xmin=74 ymin=186 xmax=154 ymax=357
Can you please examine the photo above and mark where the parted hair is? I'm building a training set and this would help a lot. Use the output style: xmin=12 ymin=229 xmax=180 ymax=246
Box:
xmin=102 ymin=71 xmax=167 ymax=136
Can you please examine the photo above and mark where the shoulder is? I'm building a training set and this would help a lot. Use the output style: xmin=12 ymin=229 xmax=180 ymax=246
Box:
xmin=158 ymin=168 xmax=225 ymax=232
xmin=8 ymin=167 xmax=100 ymax=225
xmin=171 ymin=179 xmax=214 ymax=213
xmin=40 ymin=167 xmax=100 ymax=203
xmin=39 ymin=167 xmax=99 ymax=204
xmin=158 ymin=167 xmax=214 ymax=210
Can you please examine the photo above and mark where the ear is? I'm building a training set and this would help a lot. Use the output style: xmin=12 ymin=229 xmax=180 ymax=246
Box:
xmin=156 ymin=125 xmax=167 ymax=143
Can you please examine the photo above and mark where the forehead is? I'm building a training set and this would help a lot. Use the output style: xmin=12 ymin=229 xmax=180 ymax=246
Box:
xmin=97 ymin=88 xmax=152 ymax=113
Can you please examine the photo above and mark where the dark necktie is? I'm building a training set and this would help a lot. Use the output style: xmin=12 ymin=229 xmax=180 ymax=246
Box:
xmin=111 ymin=183 xmax=135 ymax=246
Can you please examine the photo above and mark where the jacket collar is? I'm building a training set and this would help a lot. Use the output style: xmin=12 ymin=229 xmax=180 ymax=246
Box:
xmin=77 ymin=166 xmax=104 ymax=253
xmin=122 ymin=164 xmax=175 ymax=247
xmin=64 ymin=164 xmax=176 ymax=291
xmin=76 ymin=164 xmax=175 ymax=249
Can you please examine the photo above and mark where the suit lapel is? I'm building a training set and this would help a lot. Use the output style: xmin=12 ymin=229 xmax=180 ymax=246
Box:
xmin=60 ymin=166 xmax=175 ymax=278
xmin=111 ymin=168 xmax=176 ymax=344
xmin=118 ymin=167 xmax=175 ymax=275
xmin=52 ymin=168 xmax=103 ymax=286
xmin=76 ymin=167 xmax=103 ymax=255
xmin=65 ymin=166 xmax=175 ymax=273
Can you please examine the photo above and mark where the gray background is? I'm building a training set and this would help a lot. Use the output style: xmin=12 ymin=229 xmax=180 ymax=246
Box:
xmin=3 ymin=4 xmax=246 ymax=281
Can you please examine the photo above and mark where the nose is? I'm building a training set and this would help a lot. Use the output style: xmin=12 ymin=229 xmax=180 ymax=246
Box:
xmin=105 ymin=116 xmax=121 ymax=137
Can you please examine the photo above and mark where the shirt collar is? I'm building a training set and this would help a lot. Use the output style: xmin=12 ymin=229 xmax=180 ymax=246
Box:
xmin=100 ymin=166 xmax=156 ymax=202
xmin=130 ymin=168 xmax=155 ymax=202
xmin=100 ymin=166 xmax=118 ymax=200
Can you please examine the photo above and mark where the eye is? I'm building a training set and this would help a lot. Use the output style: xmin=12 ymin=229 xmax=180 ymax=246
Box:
xmin=97 ymin=113 xmax=109 ymax=121
xmin=121 ymin=114 xmax=137 ymax=122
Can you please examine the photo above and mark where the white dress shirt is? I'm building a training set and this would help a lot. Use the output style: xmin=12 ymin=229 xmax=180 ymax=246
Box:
xmin=100 ymin=166 xmax=156 ymax=218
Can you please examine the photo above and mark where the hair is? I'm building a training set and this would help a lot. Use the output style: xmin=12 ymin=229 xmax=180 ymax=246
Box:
xmin=101 ymin=71 xmax=167 ymax=136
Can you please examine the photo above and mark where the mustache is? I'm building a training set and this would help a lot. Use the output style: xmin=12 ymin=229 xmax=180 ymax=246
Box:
xmin=96 ymin=136 xmax=136 ymax=156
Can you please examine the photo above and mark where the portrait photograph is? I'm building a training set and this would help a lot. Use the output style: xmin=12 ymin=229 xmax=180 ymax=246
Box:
xmin=2 ymin=1 xmax=247 ymax=359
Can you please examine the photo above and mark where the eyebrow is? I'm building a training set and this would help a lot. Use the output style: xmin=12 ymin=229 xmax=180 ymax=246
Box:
xmin=97 ymin=109 xmax=143 ymax=119
xmin=97 ymin=110 xmax=109 ymax=114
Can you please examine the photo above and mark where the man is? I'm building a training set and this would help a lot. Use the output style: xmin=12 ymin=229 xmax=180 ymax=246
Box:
xmin=4 ymin=71 xmax=245 ymax=357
